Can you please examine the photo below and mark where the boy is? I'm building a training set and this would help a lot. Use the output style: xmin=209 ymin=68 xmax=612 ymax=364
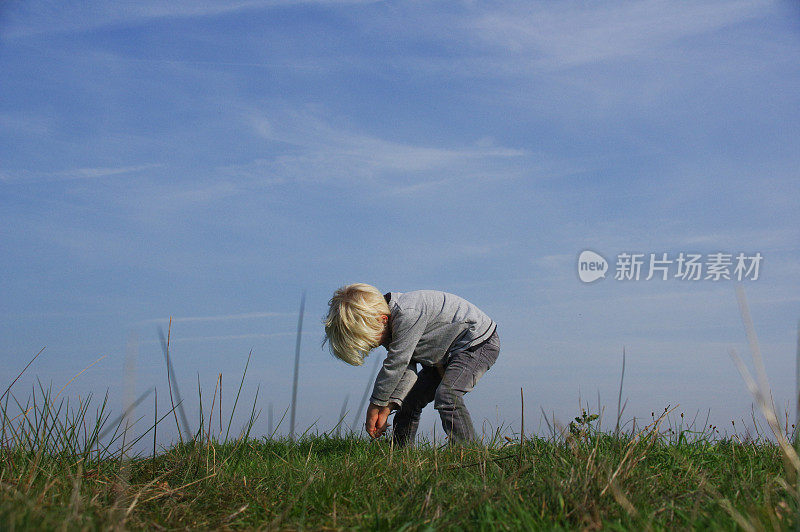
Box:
xmin=324 ymin=283 xmax=500 ymax=446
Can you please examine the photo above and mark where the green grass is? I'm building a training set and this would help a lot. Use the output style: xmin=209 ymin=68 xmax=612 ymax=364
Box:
xmin=0 ymin=398 xmax=795 ymax=530
xmin=3 ymin=289 xmax=797 ymax=530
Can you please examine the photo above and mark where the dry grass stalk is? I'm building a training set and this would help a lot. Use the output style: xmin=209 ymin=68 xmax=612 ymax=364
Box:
xmin=731 ymin=286 xmax=800 ymax=474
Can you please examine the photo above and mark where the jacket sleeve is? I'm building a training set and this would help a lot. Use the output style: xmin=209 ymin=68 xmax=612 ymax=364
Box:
xmin=369 ymin=308 xmax=426 ymax=407
xmin=387 ymin=362 xmax=418 ymax=407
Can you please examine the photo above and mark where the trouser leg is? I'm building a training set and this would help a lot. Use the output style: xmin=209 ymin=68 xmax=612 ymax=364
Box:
xmin=434 ymin=331 xmax=500 ymax=444
xmin=392 ymin=366 xmax=441 ymax=446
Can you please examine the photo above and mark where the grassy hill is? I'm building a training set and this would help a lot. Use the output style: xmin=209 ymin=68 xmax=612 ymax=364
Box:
xmin=0 ymin=412 xmax=792 ymax=530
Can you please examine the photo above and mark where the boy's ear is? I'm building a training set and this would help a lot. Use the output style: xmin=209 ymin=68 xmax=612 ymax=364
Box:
xmin=380 ymin=314 xmax=389 ymax=324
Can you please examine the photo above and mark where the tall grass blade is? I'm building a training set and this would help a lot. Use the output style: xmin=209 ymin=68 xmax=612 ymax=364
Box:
xmin=54 ymin=355 xmax=106 ymax=401
xmin=796 ymin=319 xmax=800 ymax=532
xmin=290 ymin=291 xmax=306 ymax=440
xmin=120 ymin=331 xmax=138 ymax=457
xmin=158 ymin=319 xmax=191 ymax=442
xmin=268 ymin=404 xmax=290 ymax=440
xmin=153 ymin=388 xmax=157 ymax=459
xmin=795 ymin=320 xmax=800 ymax=447
xmin=197 ymin=372 xmax=204 ymax=442
xmin=615 ymin=346 xmax=626 ymax=437
xmin=240 ymin=384 xmax=260 ymax=445
xmin=225 ymin=349 xmax=252 ymax=442
xmin=98 ymin=388 xmax=154 ymax=440
xmin=519 ymin=387 xmax=524 ymax=467
xmin=730 ymin=286 xmax=800 ymax=474
xmin=268 ymin=402 xmax=273 ymax=439
xmin=336 ymin=395 xmax=349 ymax=437
xmin=120 ymin=401 xmax=185 ymax=457
xmin=1 ymin=346 xmax=45 ymax=402
xmin=539 ymin=406 xmax=554 ymax=440
xmin=209 ymin=373 xmax=220 ymax=446
xmin=735 ymin=285 xmax=771 ymax=398
xmin=520 ymin=387 xmax=525 ymax=444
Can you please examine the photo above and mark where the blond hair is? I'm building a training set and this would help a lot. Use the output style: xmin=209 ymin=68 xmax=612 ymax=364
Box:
xmin=323 ymin=283 xmax=390 ymax=366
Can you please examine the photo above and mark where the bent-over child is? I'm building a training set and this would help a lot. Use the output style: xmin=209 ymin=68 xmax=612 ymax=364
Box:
xmin=324 ymin=283 xmax=500 ymax=446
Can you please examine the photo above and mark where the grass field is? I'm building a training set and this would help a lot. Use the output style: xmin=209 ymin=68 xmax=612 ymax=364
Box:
xmin=0 ymin=387 xmax=796 ymax=531
xmin=2 ymin=291 xmax=797 ymax=530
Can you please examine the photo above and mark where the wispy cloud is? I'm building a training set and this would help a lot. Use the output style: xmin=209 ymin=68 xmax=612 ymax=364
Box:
xmin=155 ymin=182 xmax=241 ymax=206
xmin=250 ymin=108 xmax=526 ymax=167
xmin=138 ymin=311 xmax=293 ymax=325
xmin=0 ymin=112 xmax=53 ymax=136
xmin=3 ymin=0 xmax=381 ymax=39
xmin=0 ymin=164 xmax=161 ymax=183
xmin=237 ymin=106 xmax=547 ymax=195
xmin=140 ymin=330 xmax=320 ymax=344
xmin=466 ymin=0 xmax=771 ymax=69
xmin=67 ymin=165 xmax=160 ymax=179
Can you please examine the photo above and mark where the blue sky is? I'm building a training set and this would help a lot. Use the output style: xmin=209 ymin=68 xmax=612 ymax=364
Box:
xmin=2 ymin=0 xmax=799 ymax=445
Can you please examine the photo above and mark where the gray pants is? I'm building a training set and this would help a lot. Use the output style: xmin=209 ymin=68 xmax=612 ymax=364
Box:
xmin=392 ymin=330 xmax=500 ymax=446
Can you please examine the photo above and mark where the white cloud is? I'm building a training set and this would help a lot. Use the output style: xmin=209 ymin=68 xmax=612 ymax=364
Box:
xmin=139 ymin=330 xmax=322 ymax=344
xmin=249 ymin=108 xmax=526 ymax=168
xmin=3 ymin=0 xmax=381 ymax=39
xmin=156 ymin=182 xmax=241 ymax=206
xmin=0 ymin=164 xmax=161 ymax=183
xmin=467 ymin=0 xmax=772 ymax=69
xmin=138 ymin=311 xmax=292 ymax=325
xmin=238 ymin=106 xmax=543 ymax=194
xmin=68 ymin=165 xmax=160 ymax=179
xmin=0 ymin=112 xmax=53 ymax=136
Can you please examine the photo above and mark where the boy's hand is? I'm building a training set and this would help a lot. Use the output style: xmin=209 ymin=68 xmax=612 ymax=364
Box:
xmin=365 ymin=403 xmax=391 ymax=439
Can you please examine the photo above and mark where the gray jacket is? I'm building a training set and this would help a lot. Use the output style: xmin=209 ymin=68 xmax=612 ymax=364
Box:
xmin=369 ymin=290 xmax=496 ymax=407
